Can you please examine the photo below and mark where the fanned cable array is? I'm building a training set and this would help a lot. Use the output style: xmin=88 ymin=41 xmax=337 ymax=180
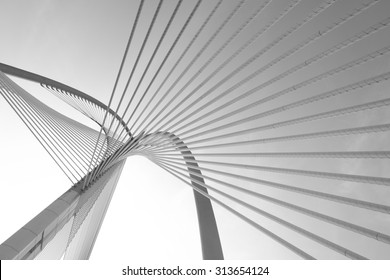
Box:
xmin=1 ymin=0 xmax=390 ymax=259
xmin=0 ymin=72 xmax=109 ymax=184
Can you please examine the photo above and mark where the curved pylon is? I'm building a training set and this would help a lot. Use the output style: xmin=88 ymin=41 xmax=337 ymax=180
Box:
xmin=0 ymin=63 xmax=223 ymax=259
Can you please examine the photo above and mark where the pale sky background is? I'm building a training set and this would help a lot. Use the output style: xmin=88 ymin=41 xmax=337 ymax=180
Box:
xmin=0 ymin=0 xmax=390 ymax=260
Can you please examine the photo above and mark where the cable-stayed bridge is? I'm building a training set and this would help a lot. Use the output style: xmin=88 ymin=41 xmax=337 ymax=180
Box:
xmin=0 ymin=0 xmax=389 ymax=259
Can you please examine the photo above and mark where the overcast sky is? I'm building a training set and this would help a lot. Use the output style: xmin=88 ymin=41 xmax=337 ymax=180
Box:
xmin=0 ymin=0 xmax=389 ymax=260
